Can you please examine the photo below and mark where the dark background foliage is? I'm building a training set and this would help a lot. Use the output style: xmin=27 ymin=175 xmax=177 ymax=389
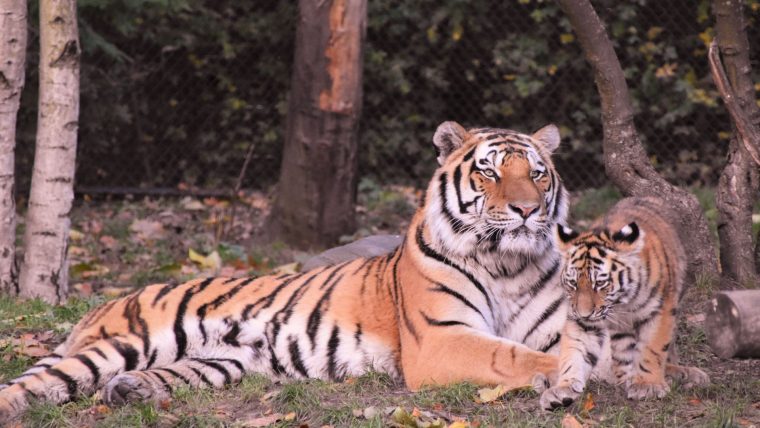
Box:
xmin=13 ymin=0 xmax=760 ymax=193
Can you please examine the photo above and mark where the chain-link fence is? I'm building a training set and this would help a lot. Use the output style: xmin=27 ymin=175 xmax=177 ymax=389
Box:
xmin=13 ymin=0 xmax=760 ymax=194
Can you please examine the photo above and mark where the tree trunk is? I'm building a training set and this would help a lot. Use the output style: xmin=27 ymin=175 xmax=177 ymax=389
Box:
xmin=556 ymin=0 xmax=720 ymax=287
xmin=18 ymin=0 xmax=80 ymax=303
xmin=268 ymin=0 xmax=366 ymax=249
xmin=712 ymin=0 xmax=760 ymax=289
xmin=0 ymin=0 xmax=27 ymax=295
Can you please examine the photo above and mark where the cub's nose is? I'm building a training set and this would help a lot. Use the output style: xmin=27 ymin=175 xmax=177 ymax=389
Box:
xmin=508 ymin=203 xmax=539 ymax=219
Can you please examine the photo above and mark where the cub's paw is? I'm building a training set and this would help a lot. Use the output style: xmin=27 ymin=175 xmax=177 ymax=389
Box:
xmin=666 ymin=364 xmax=710 ymax=388
xmin=626 ymin=380 xmax=669 ymax=400
xmin=531 ymin=373 xmax=551 ymax=394
xmin=539 ymin=380 xmax=584 ymax=411
xmin=103 ymin=372 xmax=168 ymax=406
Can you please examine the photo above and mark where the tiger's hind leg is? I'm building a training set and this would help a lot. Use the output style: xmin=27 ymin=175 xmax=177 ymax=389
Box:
xmin=103 ymin=357 xmax=248 ymax=406
xmin=0 ymin=338 xmax=140 ymax=422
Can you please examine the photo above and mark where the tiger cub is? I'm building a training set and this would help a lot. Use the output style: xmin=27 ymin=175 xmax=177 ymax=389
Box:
xmin=538 ymin=197 xmax=709 ymax=410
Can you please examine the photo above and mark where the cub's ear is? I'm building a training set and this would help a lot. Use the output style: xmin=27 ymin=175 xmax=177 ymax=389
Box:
xmin=555 ymin=224 xmax=578 ymax=250
xmin=611 ymin=222 xmax=640 ymax=244
xmin=532 ymin=124 xmax=561 ymax=153
xmin=433 ymin=121 xmax=468 ymax=165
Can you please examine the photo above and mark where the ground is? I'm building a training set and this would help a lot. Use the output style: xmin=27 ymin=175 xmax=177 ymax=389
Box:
xmin=1 ymin=183 xmax=759 ymax=427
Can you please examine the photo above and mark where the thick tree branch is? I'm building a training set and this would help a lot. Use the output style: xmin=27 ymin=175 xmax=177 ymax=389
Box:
xmin=709 ymin=41 xmax=760 ymax=167
xmin=557 ymin=0 xmax=719 ymax=285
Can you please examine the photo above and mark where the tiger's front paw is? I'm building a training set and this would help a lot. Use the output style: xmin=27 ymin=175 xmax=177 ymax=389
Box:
xmin=103 ymin=372 xmax=168 ymax=406
xmin=665 ymin=364 xmax=710 ymax=388
xmin=626 ymin=380 xmax=669 ymax=400
xmin=539 ymin=380 xmax=584 ymax=410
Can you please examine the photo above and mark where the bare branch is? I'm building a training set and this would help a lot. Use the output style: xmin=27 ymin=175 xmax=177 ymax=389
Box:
xmin=709 ymin=41 xmax=760 ymax=167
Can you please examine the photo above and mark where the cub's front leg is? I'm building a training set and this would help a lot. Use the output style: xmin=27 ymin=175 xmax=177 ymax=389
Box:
xmin=401 ymin=325 xmax=559 ymax=392
xmin=540 ymin=320 xmax=608 ymax=410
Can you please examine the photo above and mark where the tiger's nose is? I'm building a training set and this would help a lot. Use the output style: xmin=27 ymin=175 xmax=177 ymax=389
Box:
xmin=508 ymin=203 xmax=539 ymax=219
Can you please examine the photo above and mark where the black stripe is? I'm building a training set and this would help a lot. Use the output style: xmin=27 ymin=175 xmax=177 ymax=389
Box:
xmin=241 ymin=272 xmax=309 ymax=320
xmin=453 ymin=165 xmax=477 ymax=214
xmin=429 ymin=282 xmax=487 ymax=322
xmin=198 ymin=277 xmax=258 ymax=345
xmin=189 ymin=367 xmax=214 ymax=387
xmin=306 ymin=275 xmax=343 ymax=349
xmin=523 ymin=297 xmax=564 ymax=342
xmin=611 ymin=332 xmax=635 ymax=341
xmin=439 ymin=172 xmax=467 ymax=233
xmin=223 ymin=322 xmax=241 ymax=347
xmin=152 ymin=371 xmax=172 ymax=392
xmin=110 ymin=340 xmax=139 ymax=371
xmin=147 ymin=349 xmax=158 ymax=368
xmin=174 ymin=278 xmax=215 ymax=361
xmin=124 ymin=289 xmax=151 ymax=358
xmin=47 ymin=368 xmax=77 ymax=397
xmin=639 ymin=363 xmax=652 ymax=374
xmin=269 ymin=344 xmax=285 ymax=375
xmin=288 ymin=339 xmax=309 ymax=378
xmin=91 ymin=347 xmax=108 ymax=360
xmin=326 ymin=326 xmax=341 ymax=380
xmin=415 ymin=224 xmax=493 ymax=311
xmin=192 ymin=359 xmax=231 ymax=384
xmin=612 ymin=356 xmax=632 ymax=365
xmin=540 ymin=333 xmax=561 ymax=353
xmin=73 ymin=354 xmax=101 ymax=386
xmin=162 ymin=368 xmax=191 ymax=385
xmin=584 ymin=352 xmax=599 ymax=367
xmin=420 ymin=311 xmax=470 ymax=327
xmin=152 ymin=281 xmax=181 ymax=307
xmin=209 ymin=358 xmax=245 ymax=373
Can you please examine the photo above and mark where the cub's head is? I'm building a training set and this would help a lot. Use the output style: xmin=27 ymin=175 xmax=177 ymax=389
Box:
xmin=555 ymin=223 xmax=645 ymax=321
xmin=427 ymin=121 xmax=568 ymax=257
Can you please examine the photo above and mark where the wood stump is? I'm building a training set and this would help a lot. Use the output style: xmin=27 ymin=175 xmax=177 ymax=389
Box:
xmin=705 ymin=290 xmax=760 ymax=358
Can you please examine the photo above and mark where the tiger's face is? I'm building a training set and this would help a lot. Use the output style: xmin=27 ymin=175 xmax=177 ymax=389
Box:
xmin=554 ymin=223 xmax=644 ymax=321
xmin=428 ymin=121 xmax=568 ymax=257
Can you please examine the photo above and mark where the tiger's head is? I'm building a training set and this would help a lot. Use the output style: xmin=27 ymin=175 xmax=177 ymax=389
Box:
xmin=554 ymin=223 xmax=645 ymax=321
xmin=426 ymin=121 xmax=568 ymax=258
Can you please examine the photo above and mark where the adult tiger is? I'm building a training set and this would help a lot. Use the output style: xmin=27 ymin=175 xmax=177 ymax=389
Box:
xmin=0 ymin=121 xmax=569 ymax=421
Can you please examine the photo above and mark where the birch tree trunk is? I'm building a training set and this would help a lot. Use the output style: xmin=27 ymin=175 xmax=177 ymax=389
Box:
xmin=268 ymin=0 xmax=367 ymax=248
xmin=18 ymin=0 xmax=80 ymax=303
xmin=0 ymin=0 xmax=27 ymax=295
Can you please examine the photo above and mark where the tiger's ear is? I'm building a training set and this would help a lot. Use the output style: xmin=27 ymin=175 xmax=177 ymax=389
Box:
xmin=555 ymin=224 xmax=578 ymax=251
xmin=611 ymin=222 xmax=645 ymax=252
xmin=433 ymin=121 xmax=468 ymax=165
xmin=532 ymin=124 xmax=561 ymax=153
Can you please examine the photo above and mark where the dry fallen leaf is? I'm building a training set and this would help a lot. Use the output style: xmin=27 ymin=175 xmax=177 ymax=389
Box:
xmin=129 ymin=219 xmax=166 ymax=241
xmin=476 ymin=384 xmax=508 ymax=403
xmin=273 ymin=262 xmax=300 ymax=275
xmin=561 ymin=414 xmax=583 ymax=428
xmin=449 ymin=422 xmax=470 ymax=428
xmin=242 ymin=413 xmax=284 ymax=427
xmin=581 ymin=393 xmax=595 ymax=412
xmin=284 ymin=412 xmax=296 ymax=421
xmin=188 ymin=249 xmax=222 ymax=272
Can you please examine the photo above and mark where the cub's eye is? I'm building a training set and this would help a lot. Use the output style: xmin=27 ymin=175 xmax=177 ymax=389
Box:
xmin=595 ymin=279 xmax=611 ymax=290
xmin=481 ymin=169 xmax=497 ymax=179
xmin=530 ymin=170 xmax=545 ymax=180
xmin=564 ymin=278 xmax=577 ymax=290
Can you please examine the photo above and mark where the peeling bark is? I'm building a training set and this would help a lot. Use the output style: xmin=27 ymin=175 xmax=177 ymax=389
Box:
xmin=710 ymin=0 xmax=760 ymax=289
xmin=557 ymin=0 xmax=720 ymax=286
xmin=18 ymin=0 xmax=80 ymax=303
xmin=0 ymin=0 xmax=27 ymax=295
xmin=268 ymin=0 xmax=366 ymax=248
